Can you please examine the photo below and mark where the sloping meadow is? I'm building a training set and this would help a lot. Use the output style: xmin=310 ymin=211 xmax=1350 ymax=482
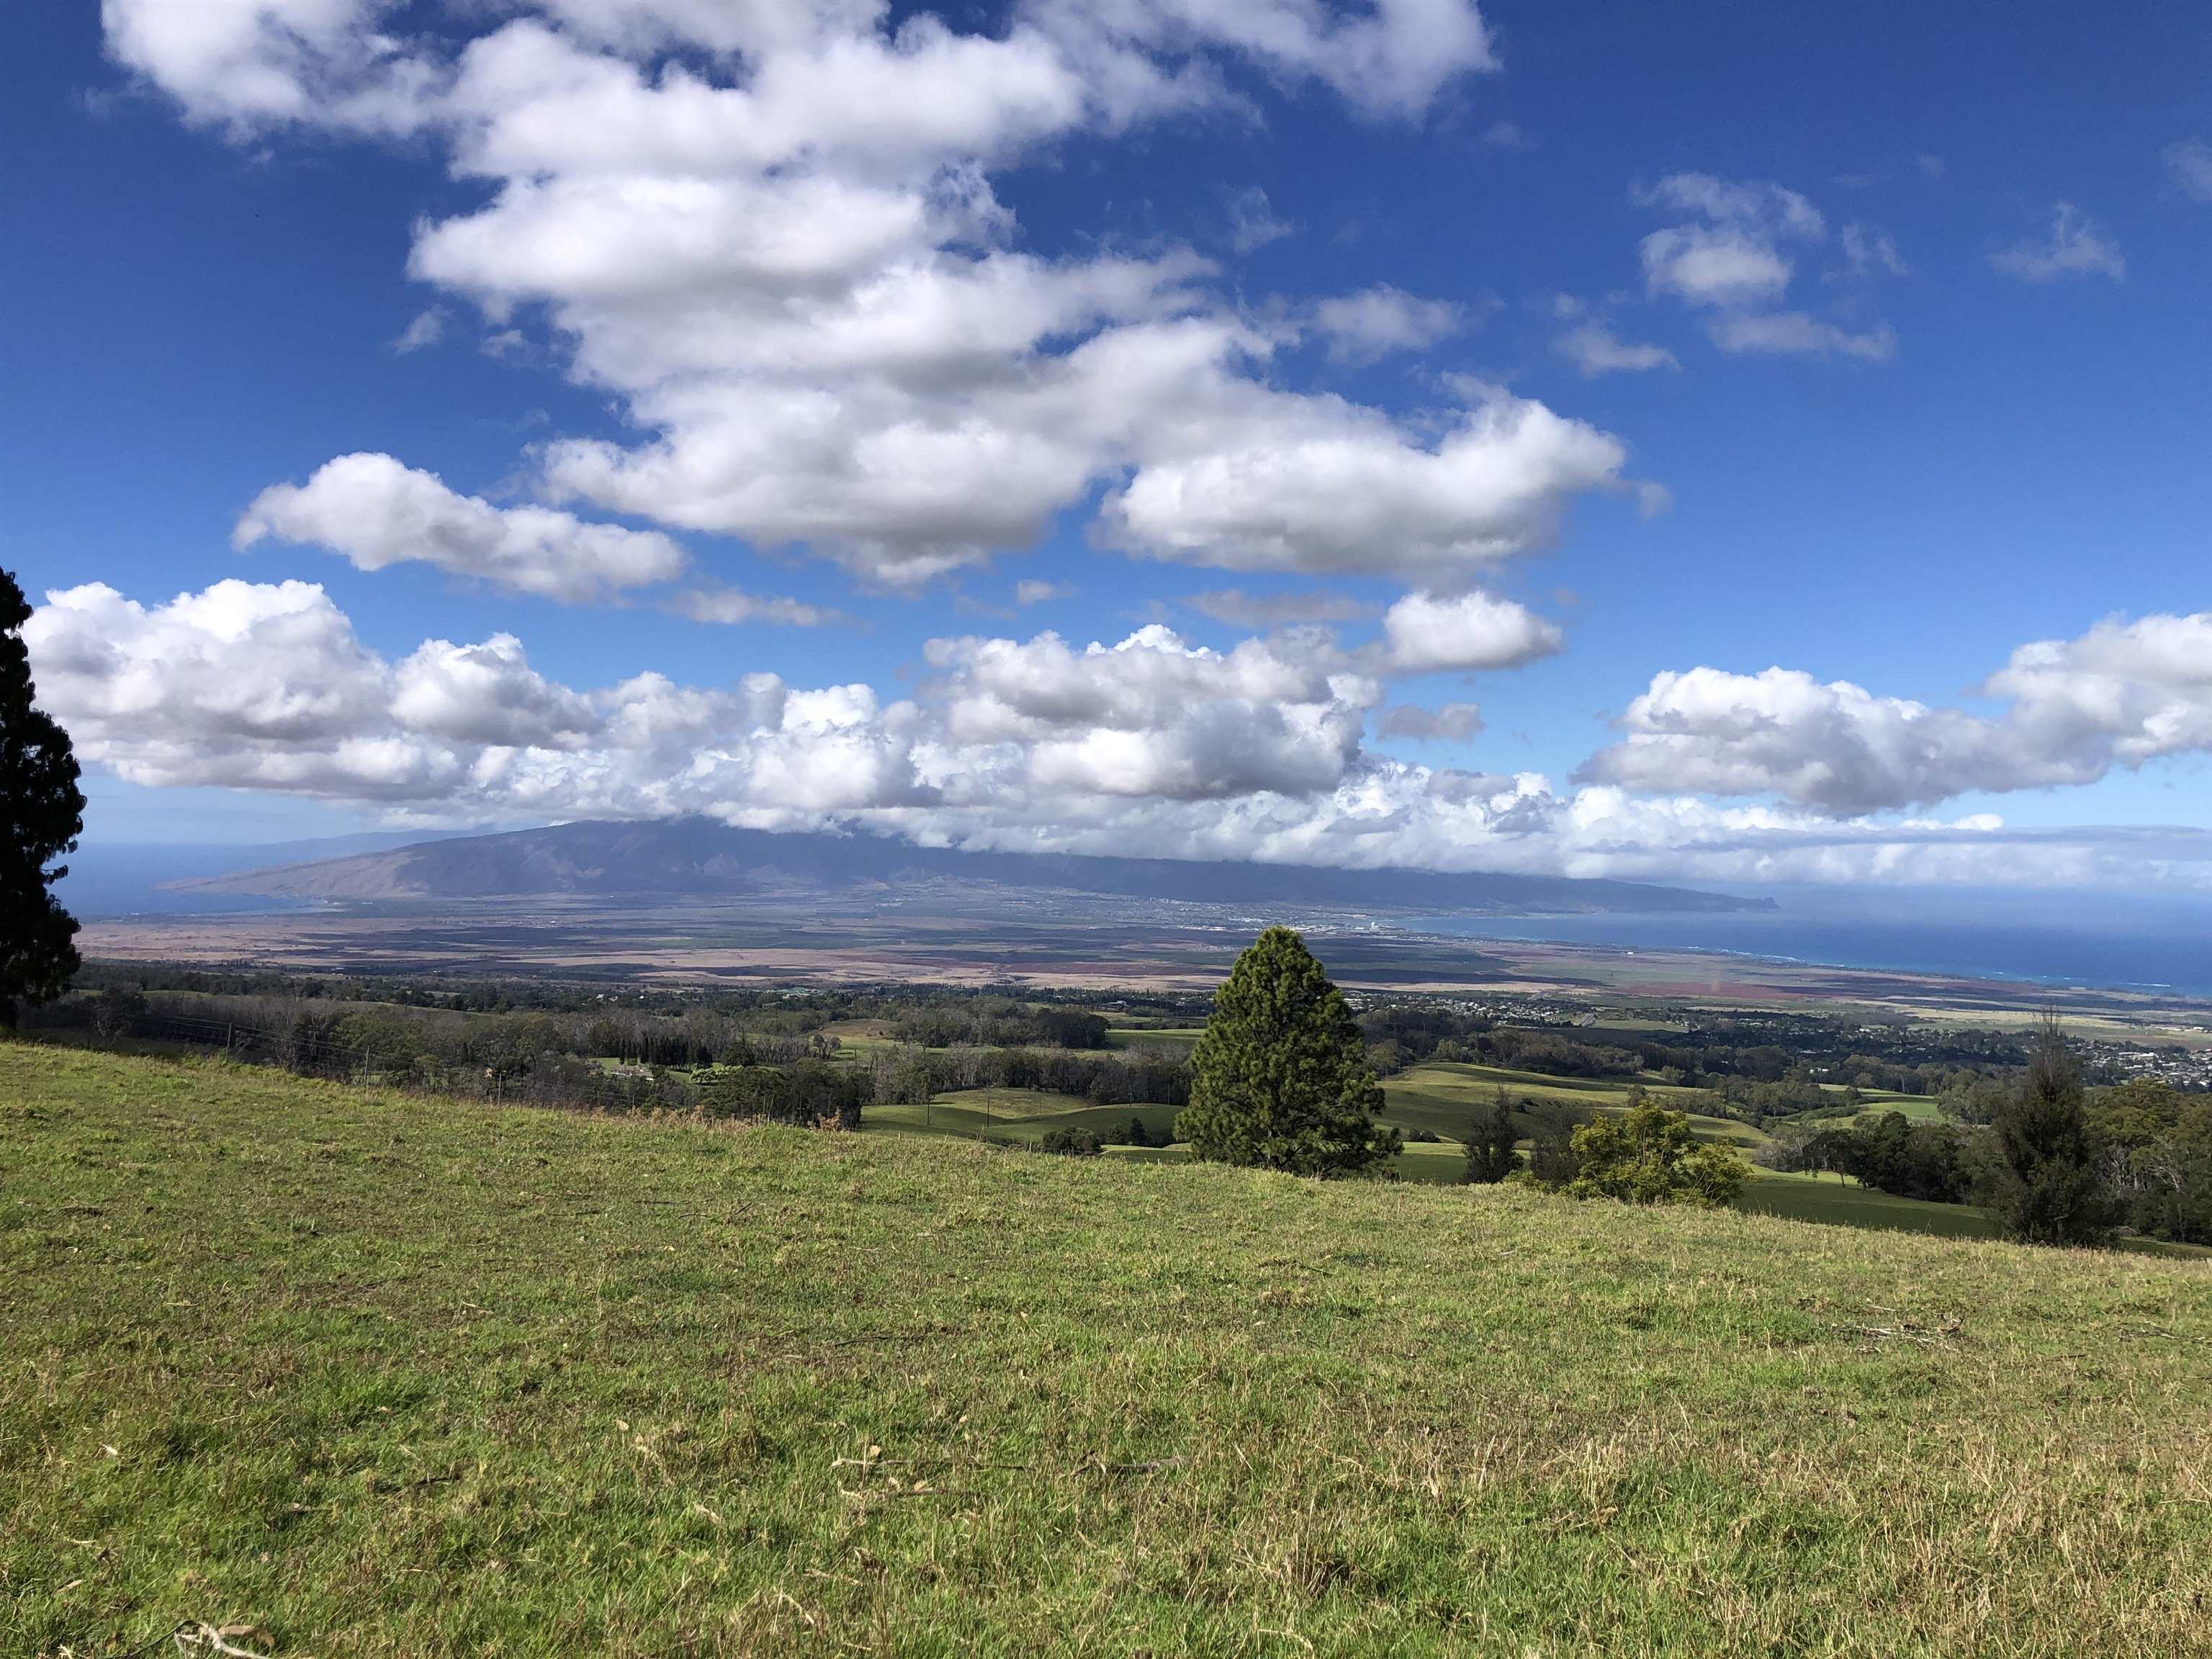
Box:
xmin=4 ymin=1046 xmax=2208 ymax=1657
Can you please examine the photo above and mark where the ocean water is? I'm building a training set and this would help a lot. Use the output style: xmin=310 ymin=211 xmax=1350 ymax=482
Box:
xmin=1411 ymin=893 xmax=2212 ymax=1001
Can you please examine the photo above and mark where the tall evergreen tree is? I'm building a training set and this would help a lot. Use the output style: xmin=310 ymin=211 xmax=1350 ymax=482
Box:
xmin=1176 ymin=927 xmax=1401 ymax=1177
xmin=1 ymin=568 xmax=85 ymax=1026
xmin=1463 ymin=1085 xmax=1519 ymax=1183
xmin=1985 ymin=1016 xmax=2120 ymax=1246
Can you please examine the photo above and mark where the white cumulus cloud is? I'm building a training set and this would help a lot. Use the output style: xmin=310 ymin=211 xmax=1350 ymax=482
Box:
xmin=1380 ymin=590 xmax=1562 ymax=673
xmin=104 ymin=1 xmax=1591 ymax=595
xmin=236 ymin=451 xmax=688 ymax=603
xmin=1580 ymin=613 xmax=2212 ymax=814
xmin=1102 ymin=385 xmax=1630 ymax=579
xmin=31 ymin=579 xmax=2212 ymax=891
xmin=1309 ymin=284 xmax=1463 ymax=364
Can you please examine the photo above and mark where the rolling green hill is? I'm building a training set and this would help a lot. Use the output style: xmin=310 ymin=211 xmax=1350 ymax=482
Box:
xmin=4 ymin=1046 xmax=2208 ymax=1657
xmin=869 ymin=1089 xmax=1183 ymax=1146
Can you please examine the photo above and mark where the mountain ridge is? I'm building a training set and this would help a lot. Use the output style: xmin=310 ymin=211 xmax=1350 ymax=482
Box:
xmin=179 ymin=818 xmax=1776 ymax=916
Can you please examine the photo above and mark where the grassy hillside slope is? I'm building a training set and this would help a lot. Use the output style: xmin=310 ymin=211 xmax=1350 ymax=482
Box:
xmin=4 ymin=1046 xmax=2209 ymax=1658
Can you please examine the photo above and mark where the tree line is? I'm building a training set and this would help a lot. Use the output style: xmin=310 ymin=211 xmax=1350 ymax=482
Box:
xmin=1759 ymin=1032 xmax=2212 ymax=1245
xmin=24 ymin=983 xmax=1197 ymax=1128
xmin=886 ymin=999 xmax=1111 ymax=1050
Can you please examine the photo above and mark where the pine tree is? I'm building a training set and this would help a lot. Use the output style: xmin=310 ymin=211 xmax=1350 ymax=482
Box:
xmin=1462 ymin=1085 xmax=1519 ymax=1183
xmin=1986 ymin=1017 xmax=2120 ymax=1246
xmin=1176 ymin=927 xmax=1401 ymax=1177
xmin=1 ymin=568 xmax=84 ymax=1026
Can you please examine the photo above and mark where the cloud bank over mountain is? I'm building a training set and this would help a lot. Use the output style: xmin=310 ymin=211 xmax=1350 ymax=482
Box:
xmin=30 ymin=576 xmax=2212 ymax=889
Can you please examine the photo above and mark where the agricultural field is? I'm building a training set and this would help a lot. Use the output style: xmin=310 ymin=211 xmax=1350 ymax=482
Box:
xmin=5 ymin=1044 xmax=2210 ymax=1657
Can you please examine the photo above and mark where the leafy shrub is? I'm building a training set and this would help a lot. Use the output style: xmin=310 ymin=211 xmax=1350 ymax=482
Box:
xmin=698 ymin=1059 xmax=866 ymax=1128
xmin=1529 ymin=1104 xmax=1750 ymax=1209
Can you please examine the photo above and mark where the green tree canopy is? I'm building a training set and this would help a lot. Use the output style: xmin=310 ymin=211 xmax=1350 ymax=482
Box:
xmin=1 ymin=567 xmax=84 ymax=1025
xmin=1176 ymin=927 xmax=1400 ymax=1177
xmin=1549 ymin=1102 xmax=1751 ymax=1208
xmin=1462 ymin=1086 xmax=1519 ymax=1184
xmin=1985 ymin=1019 xmax=2121 ymax=1246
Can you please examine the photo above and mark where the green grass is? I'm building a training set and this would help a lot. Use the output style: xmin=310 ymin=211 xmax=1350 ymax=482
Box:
xmin=1384 ymin=1139 xmax=1470 ymax=1184
xmin=1845 ymin=1091 xmax=1951 ymax=1123
xmin=894 ymin=1069 xmax=2193 ymax=1256
xmin=1103 ymin=1026 xmax=1204 ymax=1055
xmin=1380 ymin=1061 xmax=1759 ymax=1146
xmin=6 ymin=1046 xmax=2211 ymax=1657
xmin=1097 ymin=1138 xmax=1473 ymax=1185
xmin=869 ymin=1090 xmax=1182 ymax=1146
xmin=1741 ymin=1172 xmax=2007 ymax=1240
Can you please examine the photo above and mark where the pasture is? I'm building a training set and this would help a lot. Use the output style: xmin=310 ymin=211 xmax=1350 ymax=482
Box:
xmin=1378 ymin=1059 xmax=1763 ymax=1148
xmin=1103 ymin=1025 xmax=1205 ymax=1055
xmin=868 ymin=1089 xmax=1181 ymax=1146
xmin=1741 ymin=1170 xmax=2006 ymax=1239
xmin=4 ymin=1045 xmax=2208 ymax=1657
xmin=885 ymin=1060 xmax=2023 ymax=1238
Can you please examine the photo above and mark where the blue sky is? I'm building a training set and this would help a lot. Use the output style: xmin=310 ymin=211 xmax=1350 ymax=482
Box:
xmin=6 ymin=1 xmax=2209 ymax=889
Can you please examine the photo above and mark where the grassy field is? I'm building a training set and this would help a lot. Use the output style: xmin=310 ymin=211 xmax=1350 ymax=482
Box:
xmin=1833 ymin=1089 xmax=1950 ymax=1123
xmin=874 ymin=1083 xmax=1469 ymax=1184
xmin=1379 ymin=1060 xmax=1763 ymax=1147
xmin=1374 ymin=1065 xmax=2206 ymax=1251
xmin=869 ymin=1089 xmax=1182 ymax=1146
xmin=876 ymin=1064 xmax=2192 ymax=1253
xmin=1104 ymin=1026 xmax=1205 ymax=1055
xmin=6 ymin=1046 xmax=2212 ymax=1658
xmin=1741 ymin=1172 xmax=2005 ymax=1240
xmin=1095 ymin=1136 xmax=1473 ymax=1184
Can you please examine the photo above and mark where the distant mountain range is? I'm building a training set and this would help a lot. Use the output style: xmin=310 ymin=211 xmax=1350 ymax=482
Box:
xmin=56 ymin=828 xmax=491 ymax=917
xmin=178 ymin=818 xmax=1775 ymax=917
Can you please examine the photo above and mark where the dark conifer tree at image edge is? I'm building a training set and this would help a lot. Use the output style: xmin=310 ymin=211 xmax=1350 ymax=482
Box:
xmin=1177 ymin=926 xmax=1401 ymax=1177
xmin=1 ymin=567 xmax=85 ymax=1025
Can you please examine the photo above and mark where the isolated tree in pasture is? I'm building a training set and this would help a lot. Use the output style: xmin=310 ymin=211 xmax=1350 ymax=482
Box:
xmin=1548 ymin=1102 xmax=1751 ymax=1208
xmin=1 ymin=567 xmax=84 ymax=1026
xmin=1176 ymin=927 xmax=1401 ymax=1177
xmin=1984 ymin=1018 xmax=2120 ymax=1246
xmin=1463 ymin=1086 xmax=1520 ymax=1183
